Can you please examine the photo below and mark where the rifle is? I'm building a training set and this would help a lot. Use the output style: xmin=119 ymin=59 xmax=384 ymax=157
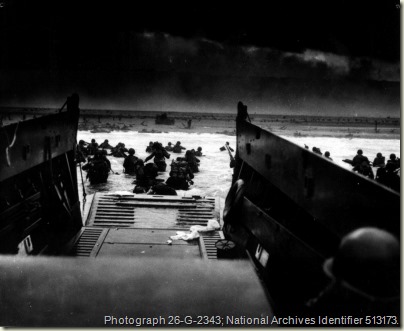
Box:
xmin=225 ymin=144 xmax=236 ymax=168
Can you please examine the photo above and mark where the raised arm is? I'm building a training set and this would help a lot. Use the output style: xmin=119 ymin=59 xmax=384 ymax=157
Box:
xmin=144 ymin=152 xmax=155 ymax=162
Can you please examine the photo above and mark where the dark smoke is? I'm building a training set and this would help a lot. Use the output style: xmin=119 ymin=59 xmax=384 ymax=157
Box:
xmin=0 ymin=32 xmax=400 ymax=117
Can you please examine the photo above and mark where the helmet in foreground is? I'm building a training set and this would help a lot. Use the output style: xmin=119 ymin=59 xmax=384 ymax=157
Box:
xmin=323 ymin=227 xmax=399 ymax=299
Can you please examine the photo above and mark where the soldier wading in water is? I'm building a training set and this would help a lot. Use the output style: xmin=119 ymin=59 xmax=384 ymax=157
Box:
xmin=145 ymin=142 xmax=170 ymax=172
xmin=82 ymin=150 xmax=113 ymax=184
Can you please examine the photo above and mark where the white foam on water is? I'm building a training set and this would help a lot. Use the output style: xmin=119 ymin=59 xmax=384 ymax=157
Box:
xmin=285 ymin=136 xmax=400 ymax=170
xmin=76 ymin=131 xmax=236 ymax=209
xmin=76 ymin=130 xmax=399 ymax=209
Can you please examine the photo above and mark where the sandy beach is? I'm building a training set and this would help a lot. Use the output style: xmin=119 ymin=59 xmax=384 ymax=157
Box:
xmin=68 ymin=112 xmax=400 ymax=141
xmin=1 ymin=107 xmax=400 ymax=140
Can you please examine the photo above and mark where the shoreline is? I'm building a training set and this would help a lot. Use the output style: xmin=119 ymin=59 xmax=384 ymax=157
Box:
xmin=1 ymin=107 xmax=400 ymax=140
xmin=77 ymin=115 xmax=400 ymax=140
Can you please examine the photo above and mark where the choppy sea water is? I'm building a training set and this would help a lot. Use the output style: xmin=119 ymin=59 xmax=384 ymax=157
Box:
xmin=76 ymin=131 xmax=400 ymax=210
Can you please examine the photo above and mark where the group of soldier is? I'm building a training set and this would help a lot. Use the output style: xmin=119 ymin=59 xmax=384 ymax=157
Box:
xmin=305 ymin=145 xmax=333 ymax=161
xmin=137 ymin=141 xmax=203 ymax=194
xmin=349 ymin=149 xmax=400 ymax=191
xmin=76 ymin=139 xmax=124 ymax=184
xmin=76 ymin=138 xmax=205 ymax=195
xmin=305 ymin=144 xmax=400 ymax=191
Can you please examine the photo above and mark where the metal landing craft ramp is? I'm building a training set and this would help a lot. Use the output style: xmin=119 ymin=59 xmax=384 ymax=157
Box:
xmin=0 ymin=97 xmax=274 ymax=327
xmin=2 ymin=193 xmax=274 ymax=327
xmin=66 ymin=193 xmax=224 ymax=260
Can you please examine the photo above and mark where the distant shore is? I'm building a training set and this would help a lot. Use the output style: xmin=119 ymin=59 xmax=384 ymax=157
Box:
xmin=1 ymin=107 xmax=400 ymax=140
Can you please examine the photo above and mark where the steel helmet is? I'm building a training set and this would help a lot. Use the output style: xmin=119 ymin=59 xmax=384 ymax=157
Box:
xmin=323 ymin=227 xmax=399 ymax=299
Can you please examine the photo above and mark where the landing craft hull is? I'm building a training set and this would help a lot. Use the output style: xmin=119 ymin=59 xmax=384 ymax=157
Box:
xmin=0 ymin=96 xmax=273 ymax=326
xmin=224 ymin=103 xmax=400 ymax=314
xmin=0 ymin=97 xmax=82 ymax=254
xmin=0 ymin=98 xmax=399 ymax=325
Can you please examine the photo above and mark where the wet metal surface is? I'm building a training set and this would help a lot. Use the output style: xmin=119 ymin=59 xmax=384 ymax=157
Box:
xmin=70 ymin=193 xmax=222 ymax=259
xmin=86 ymin=193 xmax=218 ymax=229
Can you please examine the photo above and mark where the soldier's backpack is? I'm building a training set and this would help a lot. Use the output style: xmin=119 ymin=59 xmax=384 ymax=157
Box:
xmin=88 ymin=160 xmax=109 ymax=183
xmin=169 ymin=161 xmax=188 ymax=179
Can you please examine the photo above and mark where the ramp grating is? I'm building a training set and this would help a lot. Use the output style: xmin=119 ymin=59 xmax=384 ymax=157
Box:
xmin=86 ymin=194 xmax=219 ymax=230
xmin=200 ymin=231 xmax=224 ymax=259
xmin=70 ymin=227 xmax=104 ymax=257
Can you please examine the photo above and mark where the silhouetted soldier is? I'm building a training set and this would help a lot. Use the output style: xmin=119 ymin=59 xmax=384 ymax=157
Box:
xmin=100 ymin=139 xmax=114 ymax=149
xmin=385 ymin=154 xmax=400 ymax=172
xmin=146 ymin=141 xmax=154 ymax=153
xmin=376 ymin=154 xmax=400 ymax=191
xmin=111 ymin=143 xmax=128 ymax=157
xmin=87 ymin=139 xmax=99 ymax=155
xmin=373 ymin=153 xmax=385 ymax=167
xmin=351 ymin=149 xmax=373 ymax=179
xmin=352 ymin=149 xmax=369 ymax=168
xmin=185 ymin=150 xmax=200 ymax=173
xmin=76 ymin=140 xmax=88 ymax=163
xmin=173 ymin=141 xmax=186 ymax=153
xmin=166 ymin=159 xmax=194 ymax=190
xmin=306 ymin=227 xmax=400 ymax=317
xmin=133 ymin=160 xmax=159 ymax=194
xmin=312 ymin=147 xmax=322 ymax=155
xmin=82 ymin=151 xmax=110 ymax=184
xmin=165 ymin=142 xmax=174 ymax=151
xmin=195 ymin=147 xmax=203 ymax=156
xmin=123 ymin=148 xmax=138 ymax=174
xmin=145 ymin=142 xmax=170 ymax=171
xmin=220 ymin=142 xmax=234 ymax=152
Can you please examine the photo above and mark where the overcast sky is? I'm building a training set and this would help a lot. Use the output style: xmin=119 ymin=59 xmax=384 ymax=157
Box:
xmin=0 ymin=0 xmax=400 ymax=115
